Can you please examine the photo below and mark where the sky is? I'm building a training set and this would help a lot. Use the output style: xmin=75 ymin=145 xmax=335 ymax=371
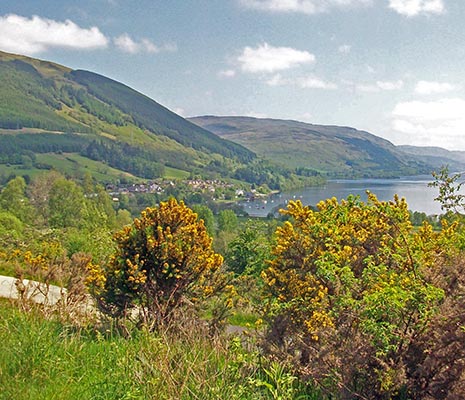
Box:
xmin=1 ymin=0 xmax=465 ymax=150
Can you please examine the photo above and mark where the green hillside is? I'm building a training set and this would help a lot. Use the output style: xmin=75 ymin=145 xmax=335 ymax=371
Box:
xmin=0 ymin=51 xmax=255 ymax=184
xmin=0 ymin=50 xmax=445 ymax=187
xmin=0 ymin=58 xmax=88 ymax=132
xmin=69 ymin=70 xmax=253 ymax=162
xmin=189 ymin=116 xmax=431 ymax=178
xmin=398 ymin=145 xmax=465 ymax=171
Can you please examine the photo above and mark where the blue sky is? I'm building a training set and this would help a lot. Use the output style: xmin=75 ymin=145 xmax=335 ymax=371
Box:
xmin=1 ymin=1 xmax=465 ymax=150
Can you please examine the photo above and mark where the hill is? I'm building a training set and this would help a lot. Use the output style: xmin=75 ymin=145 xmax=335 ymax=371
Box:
xmin=1 ymin=50 xmax=455 ymax=187
xmin=398 ymin=145 xmax=465 ymax=171
xmin=189 ymin=116 xmax=432 ymax=178
xmin=0 ymin=51 xmax=255 ymax=183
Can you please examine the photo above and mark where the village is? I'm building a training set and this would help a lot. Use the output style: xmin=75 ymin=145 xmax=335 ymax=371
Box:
xmin=105 ymin=178 xmax=269 ymax=202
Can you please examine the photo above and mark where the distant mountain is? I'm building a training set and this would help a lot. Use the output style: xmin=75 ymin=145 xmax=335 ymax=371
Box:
xmin=189 ymin=116 xmax=430 ymax=178
xmin=0 ymin=51 xmax=255 ymax=183
xmin=2 ymin=50 xmax=458 ymax=187
xmin=398 ymin=145 xmax=465 ymax=171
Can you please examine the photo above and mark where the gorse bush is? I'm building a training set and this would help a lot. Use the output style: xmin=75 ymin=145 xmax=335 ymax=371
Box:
xmin=262 ymin=193 xmax=464 ymax=399
xmin=3 ymin=165 xmax=465 ymax=399
xmin=88 ymin=198 xmax=224 ymax=328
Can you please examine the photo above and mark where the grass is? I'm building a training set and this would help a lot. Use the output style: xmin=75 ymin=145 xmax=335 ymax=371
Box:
xmin=0 ymin=154 xmax=140 ymax=184
xmin=0 ymin=301 xmax=322 ymax=400
xmin=0 ymin=258 xmax=16 ymax=277
xmin=36 ymin=153 xmax=142 ymax=183
xmin=228 ymin=311 xmax=260 ymax=327
xmin=164 ymin=165 xmax=190 ymax=179
xmin=0 ymin=306 xmax=146 ymax=399
xmin=0 ymin=153 xmax=190 ymax=184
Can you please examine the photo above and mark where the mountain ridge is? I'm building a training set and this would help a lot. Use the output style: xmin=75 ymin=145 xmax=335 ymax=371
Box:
xmin=189 ymin=115 xmax=435 ymax=178
xmin=0 ymin=50 xmax=458 ymax=186
xmin=0 ymin=50 xmax=259 ymax=184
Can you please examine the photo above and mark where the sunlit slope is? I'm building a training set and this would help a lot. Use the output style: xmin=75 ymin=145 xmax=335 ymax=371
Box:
xmin=0 ymin=51 xmax=255 ymax=181
xmin=190 ymin=115 xmax=430 ymax=178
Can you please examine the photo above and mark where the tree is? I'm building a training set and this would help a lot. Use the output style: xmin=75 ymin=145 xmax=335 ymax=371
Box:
xmin=0 ymin=210 xmax=24 ymax=240
xmin=261 ymin=194 xmax=460 ymax=399
xmin=0 ymin=176 xmax=32 ymax=222
xmin=429 ymin=166 xmax=465 ymax=214
xmin=48 ymin=178 xmax=86 ymax=228
xmin=83 ymin=184 xmax=117 ymax=229
xmin=87 ymin=198 xmax=223 ymax=327
xmin=116 ymin=209 xmax=132 ymax=227
xmin=27 ymin=171 xmax=63 ymax=226
xmin=225 ymin=219 xmax=270 ymax=276
xmin=217 ymin=209 xmax=238 ymax=233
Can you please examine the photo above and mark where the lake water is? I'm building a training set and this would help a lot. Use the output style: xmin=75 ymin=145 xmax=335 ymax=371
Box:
xmin=242 ymin=176 xmax=448 ymax=217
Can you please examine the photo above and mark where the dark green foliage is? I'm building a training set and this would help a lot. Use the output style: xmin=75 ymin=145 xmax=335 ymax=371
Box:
xmin=82 ymin=140 xmax=165 ymax=179
xmin=341 ymin=136 xmax=401 ymax=170
xmin=69 ymin=70 xmax=255 ymax=163
xmin=48 ymin=178 xmax=86 ymax=228
xmin=0 ymin=51 xmax=311 ymax=189
xmin=0 ymin=60 xmax=89 ymax=132
xmin=0 ymin=133 xmax=166 ymax=179
xmin=410 ymin=210 xmax=437 ymax=227
xmin=217 ymin=209 xmax=238 ymax=233
xmin=0 ymin=210 xmax=24 ymax=239
xmin=225 ymin=220 xmax=271 ymax=276
xmin=0 ymin=176 xmax=32 ymax=222
xmin=0 ymin=133 xmax=90 ymax=164
xmin=58 ymin=85 xmax=130 ymax=126
xmin=234 ymin=160 xmax=288 ymax=190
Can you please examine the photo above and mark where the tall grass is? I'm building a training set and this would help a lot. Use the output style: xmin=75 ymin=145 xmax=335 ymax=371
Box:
xmin=0 ymin=301 xmax=320 ymax=400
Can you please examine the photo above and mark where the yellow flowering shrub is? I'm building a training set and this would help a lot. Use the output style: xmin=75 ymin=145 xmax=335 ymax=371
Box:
xmin=89 ymin=198 xmax=223 ymax=325
xmin=262 ymin=193 xmax=460 ymax=398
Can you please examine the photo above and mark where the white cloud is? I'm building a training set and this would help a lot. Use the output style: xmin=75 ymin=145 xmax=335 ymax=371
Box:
xmin=338 ymin=44 xmax=351 ymax=54
xmin=415 ymin=80 xmax=457 ymax=95
xmin=356 ymin=84 xmax=378 ymax=92
xmin=376 ymin=80 xmax=404 ymax=90
xmin=240 ymin=0 xmax=444 ymax=17
xmin=266 ymin=73 xmax=337 ymax=89
xmin=393 ymin=98 xmax=465 ymax=121
xmin=218 ymin=69 xmax=236 ymax=78
xmin=391 ymin=98 xmax=465 ymax=150
xmin=0 ymin=14 xmax=108 ymax=55
xmin=297 ymin=76 xmax=338 ymax=89
xmin=114 ymin=34 xmax=176 ymax=54
xmin=239 ymin=0 xmax=372 ymax=14
xmin=266 ymin=73 xmax=289 ymax=86
xmin=388 ymin=0 xmax=444 ymax=17
xmin=114 ymin=34 xmax=139 ymax=53
xmin=356 ymin=80 xmax=403 ymax=92
xmin=238 ymin=43 xmax=315 ymax=73
xmin=141 ymin=38 xmax=159 ymax=53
